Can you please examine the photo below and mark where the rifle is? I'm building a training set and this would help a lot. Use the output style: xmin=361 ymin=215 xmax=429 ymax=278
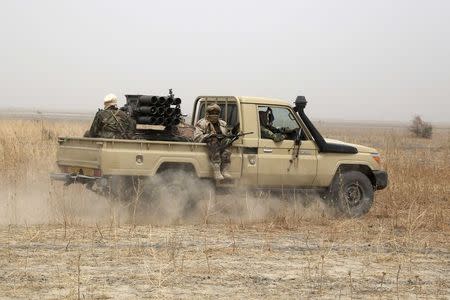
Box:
xmin=209 ymin=131 xmax=253 ymax=151
xmin=288 ymin=128 xmax=302 ymax=172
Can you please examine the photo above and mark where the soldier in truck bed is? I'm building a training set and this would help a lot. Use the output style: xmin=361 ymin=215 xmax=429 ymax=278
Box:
xmin=85 ymin=94 xmax=136 ymax=139
xmin=193 ymin=104 xmax=232 ymax=181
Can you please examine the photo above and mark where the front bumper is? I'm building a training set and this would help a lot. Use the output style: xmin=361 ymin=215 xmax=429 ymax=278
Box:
xmin=373 ymin=170 xmax=388 ymax=190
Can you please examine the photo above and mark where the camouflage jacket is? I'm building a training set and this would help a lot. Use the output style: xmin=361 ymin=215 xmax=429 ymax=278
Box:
xmin=193 ymin=118 xmax=228 ymax=142
xmin=87 ymin=108 xmax=136 ymax=139
xmin=261 ymin=125 xmax=285 ymax=142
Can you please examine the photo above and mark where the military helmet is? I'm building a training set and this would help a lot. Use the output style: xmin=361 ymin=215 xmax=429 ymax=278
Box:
xmin=104 ymin=93 xmax=118 ymax=109
xmin=206 ymin=104 xmax=221 ymax=115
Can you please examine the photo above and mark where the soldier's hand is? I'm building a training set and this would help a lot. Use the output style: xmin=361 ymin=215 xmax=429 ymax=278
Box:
xmin=273 ymin=133 xmax=285 ymax=143
xmin=204 ymin=133 xmax=216 ymax=140
xmin=204 ymin=133 xmax=219 ymax=143
xmin=221 ymin=137 xmax=232 ymax=146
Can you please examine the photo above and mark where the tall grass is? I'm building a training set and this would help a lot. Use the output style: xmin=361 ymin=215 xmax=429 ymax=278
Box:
xmin=0 ymin=119 xmax=87 ymax=185
xmin=0 ymin=119 xmax=448 ymax=233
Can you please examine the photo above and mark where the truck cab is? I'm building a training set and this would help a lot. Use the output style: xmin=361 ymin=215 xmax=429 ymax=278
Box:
xmin=192 ymin=96 xmax=319 ymax=188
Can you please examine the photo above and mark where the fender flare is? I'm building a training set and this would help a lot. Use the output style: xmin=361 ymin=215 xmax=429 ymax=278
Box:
xmin=153 ymin=157 xmax=204 ymax=177
xmin=330 ymin=161 xmax=377 ymax=188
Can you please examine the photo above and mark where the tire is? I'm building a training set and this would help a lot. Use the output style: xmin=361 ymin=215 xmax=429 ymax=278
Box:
xmin=108 ymin=176 xmax=137 ymax=202
xmin=329 ymin=170 xmax=374 ymax=217
xmin=142 ymin=170 xmax=215 ymax=223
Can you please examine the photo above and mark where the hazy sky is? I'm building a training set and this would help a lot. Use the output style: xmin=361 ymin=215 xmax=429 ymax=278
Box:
xmin=0 ymin=0 xmax=449 ymax=122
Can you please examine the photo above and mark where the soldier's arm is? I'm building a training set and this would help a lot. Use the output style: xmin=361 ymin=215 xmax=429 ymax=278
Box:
xmin=88 ymin=111 xmax=102 ymax=137
xmin=127 ymin=117 xmax=136 ymax=139
xmin=268 ymin=125 xmax=281 ymax=133
xmin=261 ymin=127 xmax=276 ymax=140
xmin=193 ymin=121 xmax=210 ymax=142
xmin=221 ymin=121 xmax=230 ymax=135
xmin=261 ymin=127 xmax=285 ymax=142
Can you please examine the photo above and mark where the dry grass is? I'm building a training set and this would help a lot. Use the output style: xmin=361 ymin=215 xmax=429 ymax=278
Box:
xmin=0 ymin=118 xmax=449 ymax=298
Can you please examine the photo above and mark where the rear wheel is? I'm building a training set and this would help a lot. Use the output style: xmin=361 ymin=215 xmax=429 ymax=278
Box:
xmin=108 ymin=176 xmax=137 ymax=202
xmin=329 ymin=170 xmax=374 ymax=217
xmin=135 ymin=170 xmax=215 ymax=223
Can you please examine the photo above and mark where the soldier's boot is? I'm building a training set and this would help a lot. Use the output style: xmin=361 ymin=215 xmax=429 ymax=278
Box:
xmin=221 ymin=163 xmax=232 ymax=179
xmin=212 ymin=163 xmax=224 ymax=181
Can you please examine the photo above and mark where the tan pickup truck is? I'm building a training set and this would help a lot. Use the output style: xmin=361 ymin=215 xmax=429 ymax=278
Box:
xmin=51 ymin=95 xmax=388 ymax=217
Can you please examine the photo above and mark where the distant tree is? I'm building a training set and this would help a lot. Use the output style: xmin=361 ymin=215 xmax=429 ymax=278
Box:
xmin=409 ymin=115 xmax=433 ymax=139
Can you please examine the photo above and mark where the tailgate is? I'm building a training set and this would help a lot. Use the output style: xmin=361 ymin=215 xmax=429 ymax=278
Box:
xmin=56 ymin=137 xmax=102 ymax=171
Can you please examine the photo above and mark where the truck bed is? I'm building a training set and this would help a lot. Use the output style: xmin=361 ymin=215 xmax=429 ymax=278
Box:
xmin=56 ymin=137 xmax=235 ymax=178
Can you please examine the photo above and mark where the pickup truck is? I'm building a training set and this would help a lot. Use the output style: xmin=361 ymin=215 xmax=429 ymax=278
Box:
xmin=51 ymin=95 xmax=388 ymax=217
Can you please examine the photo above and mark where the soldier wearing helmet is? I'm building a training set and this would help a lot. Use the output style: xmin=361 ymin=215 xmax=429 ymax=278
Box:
xmin=193 ymin=103 xmax=232 ymax=181
xmin=86 ymin=94 xmax=136 ymax=139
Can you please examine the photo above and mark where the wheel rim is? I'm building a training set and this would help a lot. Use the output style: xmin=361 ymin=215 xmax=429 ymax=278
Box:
xmin=344 ymin=183 xmax=363 ymax=207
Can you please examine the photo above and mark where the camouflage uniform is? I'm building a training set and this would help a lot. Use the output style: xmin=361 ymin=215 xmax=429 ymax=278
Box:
xmin=259 ymin=110 xmax=286 ymax=142
xmin=260 ymin=125 xmax=286 ymax=142
xmin=87 ymin=108 xmax=136 ymax=139
xmin=194 ymin=118 xmax=231 ymax=165
xmin=194 ymin=104 xmax=232 ymax=180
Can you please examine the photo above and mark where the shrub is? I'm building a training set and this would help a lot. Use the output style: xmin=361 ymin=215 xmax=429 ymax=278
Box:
xmin=409 ymin=115 xmax=433 ymax=139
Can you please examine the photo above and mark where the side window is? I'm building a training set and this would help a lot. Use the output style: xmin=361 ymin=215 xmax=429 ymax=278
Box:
xmin=258 ymin=106 xmax=307 ymax=141
xmin=198 ymin=102 xmax=238 ymax=128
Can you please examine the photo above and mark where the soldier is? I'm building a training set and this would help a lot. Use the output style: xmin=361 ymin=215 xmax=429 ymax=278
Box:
xmin=258 ymin=110 xmax=286 ymax=142
xmin=193 ymin=104 xmax=232 ymax=181
xmin=87 ymin=94 xmax=136 ymax=139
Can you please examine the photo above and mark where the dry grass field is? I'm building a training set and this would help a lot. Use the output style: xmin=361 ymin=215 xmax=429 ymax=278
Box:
xmin=0 ymin=118 xmax=449 ymax=299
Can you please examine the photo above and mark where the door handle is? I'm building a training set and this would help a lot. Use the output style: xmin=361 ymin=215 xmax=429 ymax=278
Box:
xmin=263 ymin=148 xmax=273 ymax=153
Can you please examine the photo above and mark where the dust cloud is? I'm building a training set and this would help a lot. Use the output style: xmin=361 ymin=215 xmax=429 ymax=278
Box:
xmin=0 ymin=179 xmax=127 ymax=226
xmin=0 ymin=172 xmax=333 ymax=226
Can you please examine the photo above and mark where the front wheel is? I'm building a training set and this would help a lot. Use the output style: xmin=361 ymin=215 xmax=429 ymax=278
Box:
xmin=328 ymin=170 xmax=374 ymax=217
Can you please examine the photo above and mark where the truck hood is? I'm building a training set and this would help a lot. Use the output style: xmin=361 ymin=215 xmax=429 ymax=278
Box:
xmin=324 ymin=138 xmax=377 ymax=154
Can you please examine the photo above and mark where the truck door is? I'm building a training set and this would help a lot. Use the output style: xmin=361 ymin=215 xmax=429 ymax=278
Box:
xmin=257 ymin=106 xmax=318 ymax=187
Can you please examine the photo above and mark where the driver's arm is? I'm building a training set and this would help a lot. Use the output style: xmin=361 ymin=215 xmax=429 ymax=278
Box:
xmin=261 ymin=126 xmax=285 ymax=142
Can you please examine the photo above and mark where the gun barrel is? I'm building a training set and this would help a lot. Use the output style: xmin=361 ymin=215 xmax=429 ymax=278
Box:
xmin=136 ymin=116 xmax=156 ymax=124
xmin=137 ymin=106 xmax=158 ymax=115
xmin=157 ymin=106 xmax=166 ymax=114
xmin=139 ymin=95 xmax=159 ymax=106
xmin=172 ymin=97 xmax=181 ymax=105
xmin=157 ymin=97 xmax=170 ymax=105
xmin=165 ymin=107 xmax=181 ymax=116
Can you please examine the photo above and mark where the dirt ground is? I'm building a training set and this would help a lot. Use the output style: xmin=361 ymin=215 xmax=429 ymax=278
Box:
xmin=0 ymin=220 xmax=448 ymax=299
